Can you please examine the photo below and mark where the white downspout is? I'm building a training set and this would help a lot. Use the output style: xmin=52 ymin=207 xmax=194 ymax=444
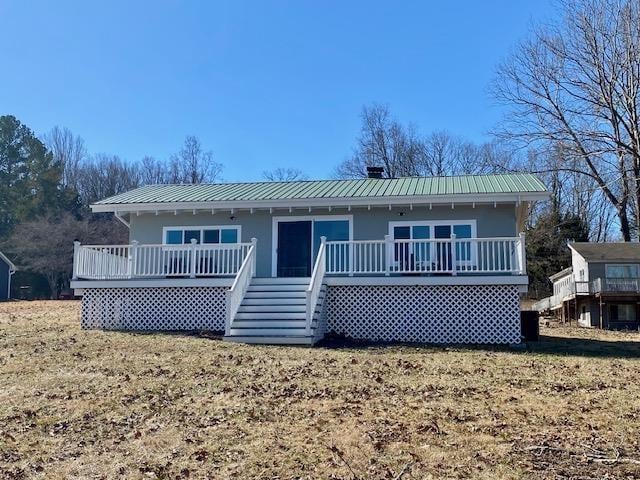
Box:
xmin=7 ymin=266 xmax=14 ymax=300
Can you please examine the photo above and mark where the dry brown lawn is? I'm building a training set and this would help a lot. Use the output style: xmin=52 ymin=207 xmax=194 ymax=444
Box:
xmin=1 ymin=301 xmax=640 ymax=479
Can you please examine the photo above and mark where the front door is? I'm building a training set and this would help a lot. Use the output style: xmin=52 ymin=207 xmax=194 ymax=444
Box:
xmin=277 ymin=221 xmax=312 ymax=277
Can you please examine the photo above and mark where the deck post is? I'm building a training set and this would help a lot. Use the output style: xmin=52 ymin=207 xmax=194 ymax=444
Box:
xmin=250 ymin=238 xmax=257 ymax=276
xmin=225 ymin=290 xmax=232 ymax=336
xmin=518 ymin=232 xmax=527 ymax=275
xmin=189 ymin=238 xmax=198 ymax=278
xmin=72 ymin=241 xmax=80 ymax=280
xmin=450 ymin=233 xmax=457 ymax=276
xmin=128 ymin=240 xmax=139 ymax=279
xmin=384 ymin=234 xmax=392 ymax=276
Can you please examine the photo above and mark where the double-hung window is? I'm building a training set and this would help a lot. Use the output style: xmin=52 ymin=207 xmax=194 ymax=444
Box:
xmin=163 ymin=226 xmax=241 ymax=245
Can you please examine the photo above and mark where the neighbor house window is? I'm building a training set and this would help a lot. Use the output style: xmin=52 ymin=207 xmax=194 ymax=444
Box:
xmin=610 ymin=304 xmax=636 ymax=323
xmin=606 ymin=264 xmax=640 ymax=279
xmin=163 ymin=226 xmax=241 ymax=245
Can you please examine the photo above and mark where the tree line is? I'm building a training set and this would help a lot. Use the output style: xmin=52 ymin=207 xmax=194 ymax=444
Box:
xmin=0 ymin=117 xmax=228 ymax=298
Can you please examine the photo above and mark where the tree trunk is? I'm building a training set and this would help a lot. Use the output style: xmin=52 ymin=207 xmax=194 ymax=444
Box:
xmin=617 ymin=205 xmax=632 ymax=242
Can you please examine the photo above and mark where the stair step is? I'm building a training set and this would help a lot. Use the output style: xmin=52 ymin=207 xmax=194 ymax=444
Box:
xmin=251 ymin=277 xmax=310 ymax=285
xmin=224 ymin=336 xmax=316 ymax=345
xmin=235 ymin=312 xmax=306 ymax=320
xmin=231 ymin=320 xmax=313 ymax=328
xmin=244 ymin=291 xmax=307 ymax=299
xmin=242 ymin=297 xmax=306 ymax=306
xmin=247 ymin=284 xmax=308 ymax=292
xmin=238 ymin=305 xmax=306 ymax=313
xmin=228 ymin=327 xmax=311 ymax=336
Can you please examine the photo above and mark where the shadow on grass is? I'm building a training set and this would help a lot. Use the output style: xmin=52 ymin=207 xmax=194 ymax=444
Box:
xmin=526 ymin=333 xmax=640 ymax=359
xmin=317 ymin=333 xmax=640 ymax=359
xmin=111 ymin=329 xmax=640 ymax=359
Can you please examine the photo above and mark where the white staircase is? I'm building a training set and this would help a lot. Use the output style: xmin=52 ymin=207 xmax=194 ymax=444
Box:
xmin=224 ymin=277 xmax=326 ymax=345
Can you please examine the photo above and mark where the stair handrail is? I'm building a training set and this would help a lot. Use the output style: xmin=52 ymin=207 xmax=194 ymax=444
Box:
xmin=226 ymin=238 xmax=257 ymax=336
xmin=306 ymin=236 xmax=327 ymax=335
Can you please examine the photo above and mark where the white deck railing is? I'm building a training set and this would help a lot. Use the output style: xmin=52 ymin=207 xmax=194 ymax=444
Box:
xmin=73 ymin=240 xmax=253 ymax=280
xmin=306 ymin=236 xmax=327 ymax=334
xmin=226 ymin=238 xmax=257 ymax=335
xmin=325 ymin=234 xmax=527 ymax=276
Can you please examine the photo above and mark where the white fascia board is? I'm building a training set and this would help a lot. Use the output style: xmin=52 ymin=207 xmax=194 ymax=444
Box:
xmin=90 ymin=191 xmax=550 ymax=214
xmin=325 ymin=275 xmax=529 ymax=286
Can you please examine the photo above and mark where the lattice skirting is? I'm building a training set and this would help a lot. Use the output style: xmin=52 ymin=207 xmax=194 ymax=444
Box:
xmin=325 ymin=285 xmax=521 ymax=344
xmin=81 ymin=287 xmax=227 ymax=331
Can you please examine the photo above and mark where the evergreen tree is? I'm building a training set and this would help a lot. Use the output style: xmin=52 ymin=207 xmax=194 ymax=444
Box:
xmin=0 ymin=115 xmax=78 ymax=238
xmin=527 ymin=206 xmax=589 ymax=298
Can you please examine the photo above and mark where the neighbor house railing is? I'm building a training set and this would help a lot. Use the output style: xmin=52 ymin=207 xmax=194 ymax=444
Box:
xmin=226 ymin=238 xmax=257 ymax=336
xmin=324 ymin=234 xmax=527 ymax=276
xmin=73 ymin=240 xmax=253 ymax=280
xmin=306 ymin=236 xmax=327 ymax=334
xmin=533 ymin=279 xmax=590 ymax=312
xmin=592 ymin=277 xmax=640 ymax=294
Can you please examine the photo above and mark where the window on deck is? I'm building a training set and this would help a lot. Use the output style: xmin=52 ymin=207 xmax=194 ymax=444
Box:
xmin=164 ymin=226 xmax=240 ymax=245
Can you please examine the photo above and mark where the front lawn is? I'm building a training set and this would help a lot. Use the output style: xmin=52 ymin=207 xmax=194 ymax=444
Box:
xmin=1 ymin=301 xmax=639 ymax=479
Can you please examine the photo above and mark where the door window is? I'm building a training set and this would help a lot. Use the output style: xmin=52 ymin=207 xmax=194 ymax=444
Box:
xmin=314 ymin=220 xmax=349 ymax=255
xmin=389 ymin=221 xmax=476 ymax=269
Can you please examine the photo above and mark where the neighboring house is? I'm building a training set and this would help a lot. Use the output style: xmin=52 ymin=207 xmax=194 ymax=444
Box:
xmin=534 ymin=242 xmax=640 ymax=330
xmin=70 ymin=170 xmax=548 ymax=345
xmin=0 ymin=251 xmax=15 ymax=301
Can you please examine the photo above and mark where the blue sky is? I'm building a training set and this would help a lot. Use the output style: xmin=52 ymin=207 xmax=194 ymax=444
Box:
xmin=0 ymin=1 xmax=554 ymax=181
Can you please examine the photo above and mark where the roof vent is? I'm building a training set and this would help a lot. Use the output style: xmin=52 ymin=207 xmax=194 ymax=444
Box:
xmin=366 ymin=166 xmax=384 ymax=179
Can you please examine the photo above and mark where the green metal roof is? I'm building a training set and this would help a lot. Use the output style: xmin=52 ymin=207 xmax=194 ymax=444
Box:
xmin=94 ymin=173 xmax=547 ymax=206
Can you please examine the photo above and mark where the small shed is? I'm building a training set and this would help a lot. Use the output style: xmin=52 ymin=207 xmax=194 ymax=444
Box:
xmin=0 ymin=251 xmax=15 ymax=301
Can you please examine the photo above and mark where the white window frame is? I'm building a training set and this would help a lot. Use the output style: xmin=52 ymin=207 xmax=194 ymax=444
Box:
xmin=162 ymin=225 xmax=242 ymax=245
xmin=605 ymin=263 xmax=640 ymax=279
xmin=271 ymin=215 xmax=353 ymax=277
xmin=387 ymin=220 xmax=478 ymax=268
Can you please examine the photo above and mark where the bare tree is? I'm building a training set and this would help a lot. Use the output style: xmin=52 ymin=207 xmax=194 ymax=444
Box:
xmin=262 ymin=167 xmax=308 ymax=182
xmin=43 ymin=126 xmax=87 ymax=191
xmin=2 ymin=212 xmax=127 ymax=298
xmin=336 ymin=104 xmax=426 ymax=178
xmin=339 ymin=104 xmax=515 ymax=179
xmin=527 ymin=145 xmax=618 ymax=241
xmin=493 ymin=0 xmax=640 ymax=240
xmin=139 ymin=156 xmax=171 ymax=185
xmin=77 ymin=154 xmax=140 ymax=205
xmin=169 ymin=136 xmax=222 ymax=184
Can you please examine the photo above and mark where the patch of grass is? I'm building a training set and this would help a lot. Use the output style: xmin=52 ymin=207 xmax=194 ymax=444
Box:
xmin=1 ymin=301 xmax=639 ymax=479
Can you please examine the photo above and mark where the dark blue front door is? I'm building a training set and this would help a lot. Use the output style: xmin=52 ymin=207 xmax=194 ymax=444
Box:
xmin=277 ymin=221 xmax=312 ymax=277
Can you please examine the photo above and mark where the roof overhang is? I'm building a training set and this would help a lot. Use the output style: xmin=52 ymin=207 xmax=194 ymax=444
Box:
xmin=91 ymin=191 xmax=549 ymax=214
xmin=549 ymin=267 xmax=572 ymax=282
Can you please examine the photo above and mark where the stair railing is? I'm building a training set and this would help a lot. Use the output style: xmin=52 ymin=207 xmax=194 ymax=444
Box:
xmin=306 ymin=236 xmax=327 ymax=335
xmin=226 ymin=238 xmax=257 ymax=336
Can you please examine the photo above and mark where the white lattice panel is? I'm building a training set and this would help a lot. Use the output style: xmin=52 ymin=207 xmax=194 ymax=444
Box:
xmin=81 ymin=287 xmax=227 ymax=331
xmin=325 ymin=285 xmax=520 ymax=344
